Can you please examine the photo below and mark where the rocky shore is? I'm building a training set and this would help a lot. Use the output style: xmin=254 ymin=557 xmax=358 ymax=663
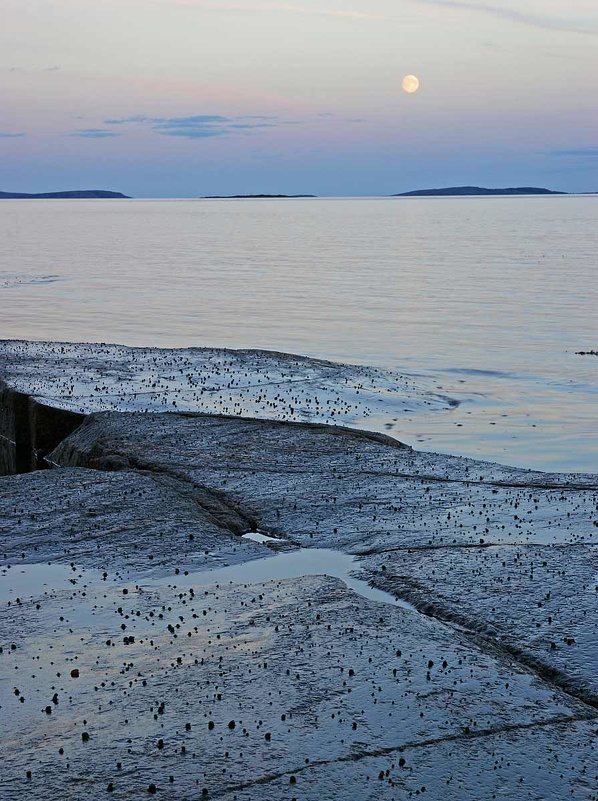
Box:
xmin=1 ymin=341 xmax=596 ymax=800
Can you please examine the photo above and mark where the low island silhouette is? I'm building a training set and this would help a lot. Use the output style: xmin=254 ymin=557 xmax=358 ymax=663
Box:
xmin=202 ymin=194 xmax=317 ymax=199
xmin=0 ymin=190 xmax=129 ymax=199
xmin=3 ymin=187 xmax=593 ymax=200
xmin=393 ymin=186 xmax=567 ymax=197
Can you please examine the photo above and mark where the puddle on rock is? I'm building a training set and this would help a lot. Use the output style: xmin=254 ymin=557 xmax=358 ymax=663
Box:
xmin=148 ymin=545 xmax=418 ymax=613
xmin=1 ymin=544 xmax=417 ymax=613
xmin=0 ymin=562 xmax=83 ymax=602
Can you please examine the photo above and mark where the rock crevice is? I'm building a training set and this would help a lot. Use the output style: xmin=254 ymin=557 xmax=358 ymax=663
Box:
xmin=0 ymin=380 xmax=85 ymax=474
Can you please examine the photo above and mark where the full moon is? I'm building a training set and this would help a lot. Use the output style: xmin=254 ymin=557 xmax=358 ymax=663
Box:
xmin=402 ymin=74 xmax=420 ymax=94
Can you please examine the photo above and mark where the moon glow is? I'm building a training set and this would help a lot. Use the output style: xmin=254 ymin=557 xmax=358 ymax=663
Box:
xmin=402 ymin=74 xmax=420 ymax=94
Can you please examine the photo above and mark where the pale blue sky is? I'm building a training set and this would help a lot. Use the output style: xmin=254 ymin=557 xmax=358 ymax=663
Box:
xmin=1 ymin=0 xmax=597 ymax=195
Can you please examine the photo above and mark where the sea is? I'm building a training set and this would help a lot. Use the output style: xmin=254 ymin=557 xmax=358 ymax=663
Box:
xmin=1 ymin=196 xmax=596 ymax=473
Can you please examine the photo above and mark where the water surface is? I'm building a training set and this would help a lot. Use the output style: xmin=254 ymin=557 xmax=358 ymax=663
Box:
xmin=1 ymin=197 xmax=596 ymax=471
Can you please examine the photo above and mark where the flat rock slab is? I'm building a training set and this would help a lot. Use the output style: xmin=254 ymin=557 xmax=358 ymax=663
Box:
xmin=2 ymin=562 xmax=595 ymax=801
xmin=0 ymin=467 xmax=265 ymax=575
xmin=52 ymin=412 xmax=598 ymax=552
xmin=0 ymin=340 xmax=456 ymax=474
xmin=50 ymin=412 xmax=598 ymax=705
xmin=363 ymin=544 xmax=598 ymax=703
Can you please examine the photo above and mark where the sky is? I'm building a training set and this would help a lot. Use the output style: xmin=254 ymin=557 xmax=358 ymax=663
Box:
xmin=1 ymin=0 xmax=598 ymax=196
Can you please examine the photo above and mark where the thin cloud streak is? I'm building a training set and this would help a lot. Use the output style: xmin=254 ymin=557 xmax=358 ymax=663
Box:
xmin=167 ymin=1 xmax=374 ymax=19
xmin=104 ymin=113 xmax=291 ymax=139
xmin=413 ymin=0 xmax=598 ymax=36
xmin=0 ymin=131 xmax=26 ymax=138
xmin=70 ymin=128 xmax=120 ymax=138
xmin=549 ymin=147 xmax=598 ymax=157
xmin=155 ymin=128 xmax=225 ymax=138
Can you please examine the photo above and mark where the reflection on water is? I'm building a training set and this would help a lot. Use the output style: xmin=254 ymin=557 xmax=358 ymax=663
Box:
xmin=0 ymin=562 xmax=79 ymax=602
xmin=0 ymin=545 xmax=418 ymax=613
xmin=148 ymin=545 xmax=418 ymax=613
xmin=1 ymin=197 xmax=596 ymax=472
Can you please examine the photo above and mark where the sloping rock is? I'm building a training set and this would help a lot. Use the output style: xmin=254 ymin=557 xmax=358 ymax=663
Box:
xmin=363 ymin=544 xmax=598 ymax=704
xmin=50 ymin=412 xmax=598 ymax=704
xmin=0 ymin=467 xmax=264 ymax=574
xmin=52 ymin=411 xmax=597 ymax=551
xmin=0 ymin=339 xmax=454 ymax=473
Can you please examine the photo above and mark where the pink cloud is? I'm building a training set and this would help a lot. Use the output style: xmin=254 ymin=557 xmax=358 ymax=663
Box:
xmin=129 ymin=76 xmax=298 ymax=112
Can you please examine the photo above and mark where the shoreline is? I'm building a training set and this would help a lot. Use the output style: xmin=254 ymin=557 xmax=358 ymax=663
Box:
xmin=0 ymin=339 xmax=456 ymax=472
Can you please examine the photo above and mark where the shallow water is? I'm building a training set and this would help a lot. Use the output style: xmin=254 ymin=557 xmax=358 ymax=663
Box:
xmin=1 ymin=197 xmax=596 ymax=471
xmin=0 ymin=547 xmax=418 ymax=613
xmin=0 ymin=561 xmax=80 ymax=602
xmin=149 ymin=543 xmax=419 ymax=613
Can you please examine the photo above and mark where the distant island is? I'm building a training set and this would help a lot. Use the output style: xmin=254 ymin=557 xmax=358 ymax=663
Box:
xmin=393 ymin=186 xmax=566 ymax=197
xmin=203 ymin=194 xmax=317 ymax=199
xmin=0 ymin=190 xmax=130 ymax=199
xmin=5 ymin=187 xmax=592 ymax=200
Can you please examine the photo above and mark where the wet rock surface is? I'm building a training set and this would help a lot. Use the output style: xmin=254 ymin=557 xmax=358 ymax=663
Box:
xmin=0 ymin=339 xmax=453 ymax=431
xmin=364 ymin=544 xmax=598 ymax=703
xmin=1 ymin=346 xmax=597 ymax=799
xmin=48 ymin=413 xmax=598 ymax=709
xmin=2 ymin=559 xmax=596 ymax=800
xmin=0 ymin=339 xmax=456 ymax=476
xmin=0 ymin=468 xmax=265 ymax=574
xmin=52 ymin=411 xmax=597 ymax=549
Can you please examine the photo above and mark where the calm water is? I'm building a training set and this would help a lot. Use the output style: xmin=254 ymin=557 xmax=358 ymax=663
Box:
xmin=1 ymin=197 xmax=596 ymax=472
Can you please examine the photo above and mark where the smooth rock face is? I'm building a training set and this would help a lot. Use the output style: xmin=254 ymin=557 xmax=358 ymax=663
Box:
xmin=364 ymin=544 xmax=598 ymax=702
xmin=0 ymin=380 xmax=20 ymax=474
xmin=50 ymin=412 xmax=598 ymax=704
xmin=52 ymin=411 xmax=597 ymax=548
xmin=0 ymin=339 xmax=456 ymax=475
xmin=0 ymin=379 xmax=86 ymax=474
xmin=0 ymin=468 xmax=264 ymax=574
